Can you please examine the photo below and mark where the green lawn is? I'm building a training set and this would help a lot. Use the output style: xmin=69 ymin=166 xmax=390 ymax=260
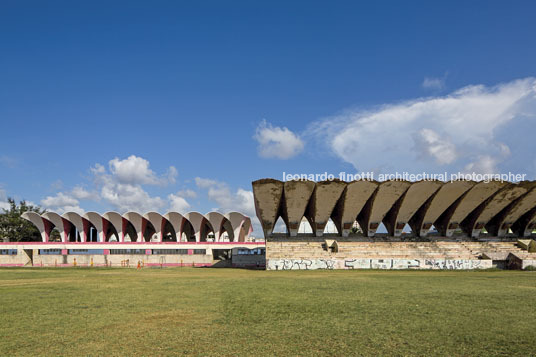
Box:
xmin=0 ymin=268 xmax=535 ymax=356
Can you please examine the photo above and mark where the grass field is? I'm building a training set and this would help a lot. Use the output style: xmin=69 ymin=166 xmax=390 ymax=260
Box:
xmin=1 ymin=268 xmax=535 ymax=356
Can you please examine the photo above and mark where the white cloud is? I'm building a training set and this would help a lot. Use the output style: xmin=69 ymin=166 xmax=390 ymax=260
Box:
xmin=195 ymin=177 xmax=219 ymax=189
xmin=41 ymin=192 xmax=83 ymax=214
xmin=463 ymin=155 xmax=499 ymax=175
xmin=254 ymin=120 xmax=304 ymax=159
xmin=71 ymin=186 xmax=98 ymax=200
xmin=414 ymin=128 xmax=457 ymax=165
xmin=195 ymin=177 xmax=259 ymax=233
xmin=175 ymin=189 xmax=197 ymax=199
xmin=42 ymin=156 xmax=178 ymax=214
xmin=422 ymin=77 xmax=445 ymax=90
xmin=168 ymin=193 xmax=191 ymax=212
xmin=108 ymin=155 xmax=176 ymax=186
xmin=308 ymin=77 xmax=536 ymax=175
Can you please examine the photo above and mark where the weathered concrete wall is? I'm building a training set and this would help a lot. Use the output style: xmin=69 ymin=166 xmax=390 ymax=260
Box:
xmin=435 ymin=181 xmax=507 ymax=237
xmin=266 ymin=258 xmax=492 ymax=270
xmin=332 ymin=180 xmax=378 ymax=237
xmin=282 ymin=181 xmax=316 ymax=236
xmin=461 ymin=184 xmax=528 ymax=238
xmin=252 ymin=179 xmax=536 ymax=238
xmin=252 ymin=179 xmax=284 ymax=238
xmin=384 ymin=181 xmax=443 ymax=236
xmin=359 ymin=181 xmax=411 ymax=237
xmin=486 ymin=184 xmax=536 ymax=237
xmin=307 ymin=180 xmax=346 ymax=237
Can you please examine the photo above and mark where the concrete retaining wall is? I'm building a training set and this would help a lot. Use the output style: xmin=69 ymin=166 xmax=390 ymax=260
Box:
xmin=266 ymin=258 xmax=492 ymax=270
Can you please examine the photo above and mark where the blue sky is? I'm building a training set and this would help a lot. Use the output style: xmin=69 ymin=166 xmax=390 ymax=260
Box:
xmin=1 ymin=1 xmax=535 ymax=234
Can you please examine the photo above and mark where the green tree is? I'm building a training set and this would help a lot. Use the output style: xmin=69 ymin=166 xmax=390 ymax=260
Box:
xmin=0 ymin=198 xmax=45 ymax=242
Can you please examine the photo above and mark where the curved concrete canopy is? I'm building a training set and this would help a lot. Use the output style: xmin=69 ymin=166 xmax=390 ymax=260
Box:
xmin=206 ymin=211 xmax=234 ymax=242
xmin=185 ymin=211 xmax=214 ymax=242
xmin=163 ymin=212 xmax=186 ymax=242
xmin=123 ymin=212 xmax=144 ymax=242
xmin=42 ymin=212 xmax=71 ymax=242
xmin=358 ymin=181 xmax=411 ymax=237
xmin=436 ymin=181 xmax=507 ymax=237
xmin=511 ymin=207 xmax=536 ymax=237
xmin=384 ymin=180 xmax=443 ymax=236
xmin=486 ymin=183 xmax=536 ymax=237
xmin=61 ymin=212 xmax=88 ymax=242
xmin=143 ymin=212 xmax=166 ymax=242
xmin=102 ymin=211 xmax=124 ymax=242
xmin=225 ymin=212 xmax=252 ymax=242
xmin=461 ymin=183 xmax=529 ymax=238
xmin=409 ymin=181 xmax=475 ymax=237
xmin=331 ymin=180 xmax=378 ymax=237
xmin=306 ymin=180 xmax=346 ymax=237
xmin=83 ymin=212 xmax=106 ymax=242
xmin=282 ymin=180 xmax=316 ymax=236
xmin=252 ymin=179 xmax=284 ymax=238
xmin=21 ymin=211 xmax=48 ymax=242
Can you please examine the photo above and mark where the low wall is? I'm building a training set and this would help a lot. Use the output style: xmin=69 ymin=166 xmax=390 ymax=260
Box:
xmin=31 ymin=254 xmax=214 ymax=267
xmin=232 ymin=254 xmax=266 ymax=268
xmin=266 ymin=258 xmax=492 ymax=270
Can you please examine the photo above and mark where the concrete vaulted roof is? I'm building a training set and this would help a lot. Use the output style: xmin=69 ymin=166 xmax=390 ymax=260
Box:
xmin=42 ymin=212 xmax=71 ymax=242
xmin=281 ymin=180 xmax=316 ymax=236
xmin=409 ymin=180 xmax=475 ymax=237
xmin=61 ymin=212 xmax=88 ymax=242
xmin=251 ymin=179 xmax=536 ymax=239
xmin=306 ymin=180 xmax=346 ymax=237
xmin=22 ymin=211 xmax=253 ymax=243
xmin=21 ymin=211 xmax=48 ymax=242
xmin=384 ymin=180 xmax=443 ymax=236
xmin=359 ymin=180 xmax=411 ymax=237
xmin=435 ymin=181 xmax=507 ymax=237
xmin=486 ymin=183 xmax=536 ymax=237
xmin=332 ymin=180 xmax=378 ymax=237
xmin=252 ymin=179 xmax=284 ymax=238
xmin=461 ymin=183 xmax=530 ymax=238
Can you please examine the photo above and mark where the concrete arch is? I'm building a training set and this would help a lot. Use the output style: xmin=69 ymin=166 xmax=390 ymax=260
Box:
xmin=62 ymin=211 xmax=89 ymax=242
xmin=185 ymin=212 xmax=214 ymax=242
xmin=83 ymin=212 xmax=106 ymax=242
xmin=206 ymin=212 xmax=234 ymax=242
xmin=435 ymin=181 xmax=507 ymax=237
xmin=331 ymin=180 xmax=378 ymax=237
xmin=143 ymin=212 xmax=165 ymax=242
xmin=384 ymin=180 xmax=443 ymax=236
xmin=241 ymin=216 xmax=252 ymax=242
xmin=305 ymin=180 xmax=346 ymax=237
xmin=282 ymin=180 xmax=316 ymax=237
xmin=21 ymin=211 xmax=49 ymax=242
xmin=511 ymin=204 xmax=536 ymax=237
xmin=461 ymin=183 xmax=529 ymax=238
xmin=225 ymin=212 xmax=252 ymax=242
xmin=123 ymin=212 xmax=144 ymax=242
xmin=409 ymin=181 xmax=475 ymax=237
xmin=102 ymin=211 xmax=124 ymax=242
xmin=42 ymin=212 xmax=72 ymax=243
xmin=357 ymin=181 xmax=411 ymax=237
xmin=486 ymin=183 xmax=536 ymax=237
xmin=252 ymin=179 xmax=284 ymax=238
xmin=164 ymin=212 xmax=186 ymax=242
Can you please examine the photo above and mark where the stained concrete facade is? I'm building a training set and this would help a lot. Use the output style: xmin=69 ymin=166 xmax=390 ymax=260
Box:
xmin=252 ymin=179 xmax=536 ymax=238
xmin=253 ymin=179 xmax=536 ymax=270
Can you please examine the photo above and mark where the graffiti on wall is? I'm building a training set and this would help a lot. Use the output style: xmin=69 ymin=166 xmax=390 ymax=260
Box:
xmin=266 ymin=258 xmax=492 ymax=270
